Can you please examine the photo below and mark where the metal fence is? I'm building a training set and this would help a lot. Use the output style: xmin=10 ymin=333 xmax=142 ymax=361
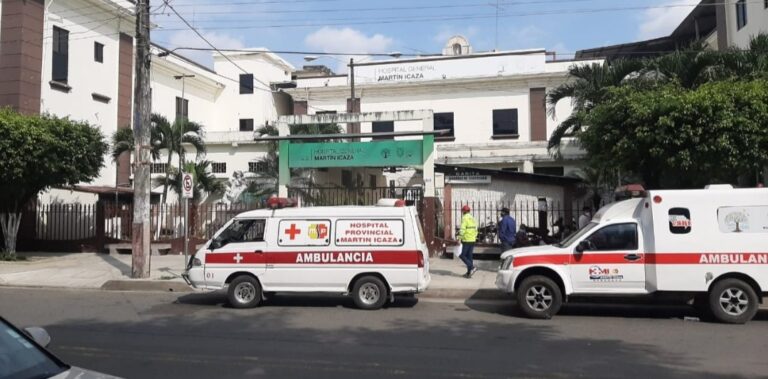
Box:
xmin=448 ymin=199 xmax=584 ymax=245
xmin=18 ymin=202 xmax=265 ymax=250
xmin=288 ymin=186 xmax=423 ymax=207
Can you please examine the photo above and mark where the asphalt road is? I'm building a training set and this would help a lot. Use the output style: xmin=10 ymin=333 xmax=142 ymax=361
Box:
xmin=1 ymin=287 xmax=767 ymax=379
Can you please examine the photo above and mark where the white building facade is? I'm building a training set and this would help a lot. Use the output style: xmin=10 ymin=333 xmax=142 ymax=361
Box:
xmin=287 ymin=38 xmax=601 ymax=189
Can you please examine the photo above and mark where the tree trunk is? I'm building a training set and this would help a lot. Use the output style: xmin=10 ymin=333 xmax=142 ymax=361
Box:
xmin=0 ymin=212 xmax=22 ymax=259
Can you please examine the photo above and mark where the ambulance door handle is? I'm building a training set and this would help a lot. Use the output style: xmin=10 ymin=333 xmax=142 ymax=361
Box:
xmin=624 ymin=253 xmax=642 ymax=261
xmin=253 ymin=250 xmax=263 ymax=254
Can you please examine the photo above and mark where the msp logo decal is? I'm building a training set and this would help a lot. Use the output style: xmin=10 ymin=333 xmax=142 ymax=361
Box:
xmin=589 ymin=265 xmax=624 ymax=281
xmin=308 ymin=224 xmax=329 ymax=240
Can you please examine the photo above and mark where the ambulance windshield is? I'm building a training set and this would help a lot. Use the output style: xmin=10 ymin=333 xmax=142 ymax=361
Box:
xmin=555 ymin=222 xmax=597 ymax=248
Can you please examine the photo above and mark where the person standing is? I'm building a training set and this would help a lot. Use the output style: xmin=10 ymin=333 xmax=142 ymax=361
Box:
xmin=578 ymin=206 xmax=592 ymax=229
xmin=498 ymin=207 xmax=517 ymax=251
xmin=458 ymin=205 xmax=478 ymax=278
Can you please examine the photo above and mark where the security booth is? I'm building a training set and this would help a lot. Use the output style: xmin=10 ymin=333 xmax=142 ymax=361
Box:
xmin=256 ymin=110 xmax=445 ymax=254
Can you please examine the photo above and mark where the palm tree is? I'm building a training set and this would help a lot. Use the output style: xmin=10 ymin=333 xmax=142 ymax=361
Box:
xmin=244 ymin=123 xmax=343 ymax=203
xmin=546 ymin=59 xmax=644 ymax=153
xmin=151 ymin=115 xmax=206 ymax=203
xmin=165 ymin=161 xmax=226 ymax=202
xmin=111 ymin=114 xmax=206 ymax=203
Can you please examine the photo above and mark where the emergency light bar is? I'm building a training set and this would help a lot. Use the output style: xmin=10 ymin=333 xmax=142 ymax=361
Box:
xmin=267 ymin=196 xmax=298 ymax=209
xmin=377 ymin=199 xmax=406 ymax=207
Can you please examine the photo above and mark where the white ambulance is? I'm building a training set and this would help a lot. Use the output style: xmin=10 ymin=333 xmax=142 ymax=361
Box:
xmin=182 ymin=198 xmax=430 ymax=310
xmin=496 ymin=186 xmax=768 ymax=323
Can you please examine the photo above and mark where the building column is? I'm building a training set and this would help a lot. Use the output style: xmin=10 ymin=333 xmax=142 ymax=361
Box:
xmin=523 ymin=160 xmax=535 ymax=173
xmin=0 ymin=0 xmax=45 ymax=115
xmin=117 ymin=33 xmax=134 ymax=187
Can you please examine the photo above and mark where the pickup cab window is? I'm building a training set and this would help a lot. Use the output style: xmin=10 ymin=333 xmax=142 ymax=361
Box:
xmin=583 ymin=223 xmax=638 ymax=251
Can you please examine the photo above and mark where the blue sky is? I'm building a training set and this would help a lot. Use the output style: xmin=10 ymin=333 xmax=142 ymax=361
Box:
xmin=151 ymin=0 xmax=699 ymax=71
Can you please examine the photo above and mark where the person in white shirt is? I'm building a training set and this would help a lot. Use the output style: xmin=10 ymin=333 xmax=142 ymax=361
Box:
xmin=578 ymin=206 xmax=592 ymax=229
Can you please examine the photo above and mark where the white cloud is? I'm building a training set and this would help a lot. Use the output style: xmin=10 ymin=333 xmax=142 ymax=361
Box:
xmin=637 ymin=0 xmax=699 ymax=40
xmin=304 ymin=27 xmax=394 ymax=72
xmin=165 ymin=30 xmax=245 ymax=68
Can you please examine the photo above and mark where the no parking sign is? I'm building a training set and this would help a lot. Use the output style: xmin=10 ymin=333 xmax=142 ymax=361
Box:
xmin=182 ymin=172 xmax=194 ymax=199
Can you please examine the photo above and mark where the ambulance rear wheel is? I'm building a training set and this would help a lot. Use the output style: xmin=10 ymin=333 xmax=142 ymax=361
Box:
xmin=352 ymin=276 xmax=388 ymax=310
xmin=708 ymin=279 xmax=758 ymax=324
xmin=516 ymin=275 xmax=562 ymax=319
xmin=227 ymin=275 xmax=262 ymax=309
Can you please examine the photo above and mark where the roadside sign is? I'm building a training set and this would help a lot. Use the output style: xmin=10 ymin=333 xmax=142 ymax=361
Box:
xmin=182 ymin=172 xmax=194 ymax=199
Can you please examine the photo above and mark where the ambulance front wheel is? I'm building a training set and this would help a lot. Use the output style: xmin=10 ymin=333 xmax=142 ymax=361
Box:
xmin=708 ymin=278 xmax=759 ymax=324
xmin=516 ymin=275 xmax=563 ymax=319
xmin=227 ymin=275 xmax=263 ymax=309
xmin=352 ymin=276 xmax=388 ymax=310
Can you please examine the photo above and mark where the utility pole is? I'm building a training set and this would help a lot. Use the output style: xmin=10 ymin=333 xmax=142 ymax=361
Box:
xmin=132 ymin=0 xmax=151 ymax=278
xmin=174 ymin=74 xmax=194 ymax=265
xmin=348 ymin=58 xmax=359 ymax=139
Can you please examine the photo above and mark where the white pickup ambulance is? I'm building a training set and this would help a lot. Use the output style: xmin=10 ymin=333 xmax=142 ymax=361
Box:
xmin=182 ymin=198 xmax=430 ymax=310
xmin=496 ymin=186 xmax=768 ymax=323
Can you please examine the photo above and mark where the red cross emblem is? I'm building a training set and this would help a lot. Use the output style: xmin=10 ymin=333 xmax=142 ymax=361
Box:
xmin=285 ymin=224 xmax=301 ymax=240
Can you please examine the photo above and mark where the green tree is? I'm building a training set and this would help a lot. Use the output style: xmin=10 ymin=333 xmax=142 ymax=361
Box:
xmin=0 ymin=109 xmax=107 ymax=258
xmin=580 ymin=80 xmax=768 ymax=188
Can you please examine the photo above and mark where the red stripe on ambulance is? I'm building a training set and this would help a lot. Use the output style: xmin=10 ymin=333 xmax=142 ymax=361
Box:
xmin=205 ymin=250 xmax=422 ymax=265
xmin=513 ymin=252 xmax=768 ymax=267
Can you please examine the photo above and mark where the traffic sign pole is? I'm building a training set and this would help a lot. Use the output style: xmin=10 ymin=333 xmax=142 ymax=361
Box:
xmin=181 ymin=172 xmax=194 ymax=266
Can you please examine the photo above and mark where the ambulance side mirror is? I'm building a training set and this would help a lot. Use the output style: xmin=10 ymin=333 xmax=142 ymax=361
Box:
xmin=575 ymin=240 xmax=589 ymax=254
xmin=209 ymin=238 xmax=222 ymax=251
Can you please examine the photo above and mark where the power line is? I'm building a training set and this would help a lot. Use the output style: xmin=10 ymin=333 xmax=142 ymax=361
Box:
xmin=157 ymin=47 xmax=420 ymax=57
xmin=161 ymin=0 xmax=273 ymax=91
xmin=152 ymin=2 xmax=761 ymax=31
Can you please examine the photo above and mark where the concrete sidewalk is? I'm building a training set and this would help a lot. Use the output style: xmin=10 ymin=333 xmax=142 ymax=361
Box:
xmin=0 ymin=252 xmax=501 ymax=300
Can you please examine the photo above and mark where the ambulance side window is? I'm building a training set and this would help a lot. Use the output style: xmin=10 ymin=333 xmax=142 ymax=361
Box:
xmin=584 ymin=223 xmax=638 ymax=251
xmin=668 ymin=208 xmax=691 ymax=234
xmin=216 ymin=219 xmax=266 ymax=246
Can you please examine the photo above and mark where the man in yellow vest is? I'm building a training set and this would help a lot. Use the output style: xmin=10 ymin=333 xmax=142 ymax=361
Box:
xmin=458 ymin=204 xmax=478 ymax=278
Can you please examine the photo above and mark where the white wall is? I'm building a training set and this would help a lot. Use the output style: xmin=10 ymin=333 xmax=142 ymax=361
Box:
xmin=41 ymin=0 xmax=134 ymax=187
xmin=725 ymin=0 xmax=768 ymax=48
xmin=213 ymin=52 xmax=293 ymax=133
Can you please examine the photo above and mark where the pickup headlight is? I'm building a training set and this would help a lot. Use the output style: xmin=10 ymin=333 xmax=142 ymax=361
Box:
xmin=500 ymin=256 xmax=513 ymax=270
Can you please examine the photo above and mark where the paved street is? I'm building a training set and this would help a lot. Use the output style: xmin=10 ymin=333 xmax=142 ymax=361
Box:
xmin=1 ymin=287 xmax=767 ymax=378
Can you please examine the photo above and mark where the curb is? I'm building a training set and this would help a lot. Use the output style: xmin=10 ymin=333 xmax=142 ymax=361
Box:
xmin=100 ymin=280 xmax=193 ymax=293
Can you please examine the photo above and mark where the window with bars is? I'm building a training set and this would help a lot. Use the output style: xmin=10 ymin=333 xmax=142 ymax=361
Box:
xmin=248 ymin=161 xmax=268 ymax=173
xmin=52 ymin=26 xmax=69 ymax=83
xmin=150 ymin=163 xmax=168 ymax=174
xmin=211 ymin=162 xmax=227 ymax=174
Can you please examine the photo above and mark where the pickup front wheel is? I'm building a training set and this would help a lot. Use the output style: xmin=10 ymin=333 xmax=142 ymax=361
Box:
xmin=516 ymin=275 xmax=563 ymax=319
xmin=708 ymin=278 xmax=758 ymax=324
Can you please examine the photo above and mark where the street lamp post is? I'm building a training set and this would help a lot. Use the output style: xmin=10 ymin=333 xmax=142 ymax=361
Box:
xmin=173 ymin=74 xmax=194 ymax=262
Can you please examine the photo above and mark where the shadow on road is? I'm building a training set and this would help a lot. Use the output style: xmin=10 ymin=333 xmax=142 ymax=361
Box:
xmin=174 ymin=291 xmax=419 ymax=310
xmin=465 ymin=295 xmax=768 ymax=322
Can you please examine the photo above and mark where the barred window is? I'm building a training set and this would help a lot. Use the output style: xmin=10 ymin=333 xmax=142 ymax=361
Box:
xmin=248 ymin=161 xmax=267 ymax=173
xmin=150 ymin=163 xmax=168 ymax=174
xmin=211 ymin=162 xmax=227 ymax=174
